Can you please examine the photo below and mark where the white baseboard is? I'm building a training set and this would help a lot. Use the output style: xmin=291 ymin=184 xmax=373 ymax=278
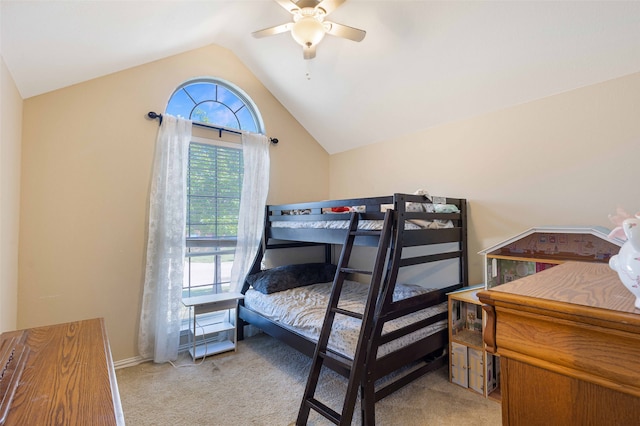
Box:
xmin=114 ymin=355 xmax=149 ymax=370
xmin=113 ymin=327 xmax=260 ymax=370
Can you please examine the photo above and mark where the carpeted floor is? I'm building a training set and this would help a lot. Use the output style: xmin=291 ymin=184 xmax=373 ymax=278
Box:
xmin=116 ymin=334 xmax=501 ymax=425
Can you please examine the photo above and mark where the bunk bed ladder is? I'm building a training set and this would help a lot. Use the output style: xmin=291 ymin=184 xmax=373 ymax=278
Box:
xmin=296 ymin=210 xmax=394 ymax=426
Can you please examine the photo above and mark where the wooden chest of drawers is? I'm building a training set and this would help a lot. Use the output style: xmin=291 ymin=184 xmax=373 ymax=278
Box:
xmin=0 ymin=318 xmax=123 ymax=425
xmin=478 ymin=262 xmax=640 ymax=426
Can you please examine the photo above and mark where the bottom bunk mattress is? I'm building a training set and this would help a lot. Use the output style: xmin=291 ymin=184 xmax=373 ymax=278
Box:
xmin=243 ymin=280 xmax=448 ymax=360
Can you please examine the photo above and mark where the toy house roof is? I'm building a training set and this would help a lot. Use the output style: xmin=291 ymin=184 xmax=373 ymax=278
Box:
xmin=479 ymin=226 xmax=623 ymax=255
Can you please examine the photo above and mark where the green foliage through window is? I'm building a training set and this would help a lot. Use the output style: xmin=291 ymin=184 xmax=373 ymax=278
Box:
xmin=187 ymin=143 xmax=243 ymax=239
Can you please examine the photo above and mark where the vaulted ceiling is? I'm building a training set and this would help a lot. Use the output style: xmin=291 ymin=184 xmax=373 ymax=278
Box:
xmin=2 ymin=1 xmax=640 ymax=154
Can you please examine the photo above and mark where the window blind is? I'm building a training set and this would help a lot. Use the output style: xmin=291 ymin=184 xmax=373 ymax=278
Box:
xmin=187 ymin=142 xmax=243 ymax=239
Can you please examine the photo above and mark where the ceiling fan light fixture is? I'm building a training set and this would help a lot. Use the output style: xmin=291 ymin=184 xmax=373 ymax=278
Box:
xmin=253 ymin=0 xmax=366 ymax=60
xmin=291 ymin=16 xmax=326 ymax=47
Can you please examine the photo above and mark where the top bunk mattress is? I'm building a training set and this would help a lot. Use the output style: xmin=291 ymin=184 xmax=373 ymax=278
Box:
xmin=270 ymin=201 xmax=460 ymax=231
xmin=271 ymin=219 xmax=428 ymax=230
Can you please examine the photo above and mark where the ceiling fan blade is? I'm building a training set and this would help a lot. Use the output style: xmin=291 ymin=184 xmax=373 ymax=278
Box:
xmin=273 ymin=0 xmax=301 ymax=14
xmin=325 ymin=22 xmax=366 ymax=42
xmin=303 ymin=44 xmax=317 ymax=60
xmin=252 ymin=23 xmax=293 ymax=38
xmin=316 ymin=0 xmax=346 ymax=15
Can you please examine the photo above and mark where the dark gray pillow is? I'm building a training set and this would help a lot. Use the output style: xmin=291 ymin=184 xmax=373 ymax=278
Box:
xmin=247 ymin=263 xmax=337 ymax=294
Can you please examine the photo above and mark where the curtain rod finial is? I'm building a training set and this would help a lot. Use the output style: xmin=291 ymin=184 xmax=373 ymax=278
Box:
xmin=147 ymin=111 xmax=163 ymax=125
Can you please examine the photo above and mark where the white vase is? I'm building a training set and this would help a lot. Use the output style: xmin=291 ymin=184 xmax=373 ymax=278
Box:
xmin=609 ymin=217 xmax=640 ymax=309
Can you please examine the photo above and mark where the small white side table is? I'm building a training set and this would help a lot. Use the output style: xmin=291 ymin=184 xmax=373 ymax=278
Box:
xmin=182 ymin=292 xmax=244 ymax=359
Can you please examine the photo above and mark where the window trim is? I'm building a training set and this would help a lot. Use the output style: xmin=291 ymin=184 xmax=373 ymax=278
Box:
xmin=191 ymin=135 xmax=240 ymax=149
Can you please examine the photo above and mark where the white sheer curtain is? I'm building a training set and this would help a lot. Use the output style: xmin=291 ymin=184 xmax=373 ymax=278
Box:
xmin=138 ymin=115 xmax=192 ymax=363
xmin=230 ymin=132 xmax=270 ymax=292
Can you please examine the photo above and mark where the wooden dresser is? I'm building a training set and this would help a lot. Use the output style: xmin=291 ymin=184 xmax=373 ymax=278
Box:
xmin=0 ymin=318 xmax=124 ymax=425
xmin=478 ymin=261 xmax=640 ymax=426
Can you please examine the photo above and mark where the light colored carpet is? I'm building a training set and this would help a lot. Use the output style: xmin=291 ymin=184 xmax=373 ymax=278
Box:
xmin=116 ymin=334 xmax=501 ymax=425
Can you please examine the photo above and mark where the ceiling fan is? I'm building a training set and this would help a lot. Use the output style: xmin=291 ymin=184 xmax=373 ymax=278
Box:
xmin=252 ymin=0 xmax=366 ymax=59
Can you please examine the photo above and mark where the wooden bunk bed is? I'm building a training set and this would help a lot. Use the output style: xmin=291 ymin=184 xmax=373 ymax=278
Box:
xmin=238 ymin=193 xmax=468 ymax=425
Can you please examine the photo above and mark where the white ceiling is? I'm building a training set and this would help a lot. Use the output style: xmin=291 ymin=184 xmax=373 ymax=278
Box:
xmin=2 ymin=0 xmax=640 ymax=154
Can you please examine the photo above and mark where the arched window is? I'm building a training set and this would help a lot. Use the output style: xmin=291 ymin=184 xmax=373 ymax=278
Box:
xmin=166 ymin=78 xmax=263 ymax=300
xmin=166 ymin=78 xmax=264 ymax=134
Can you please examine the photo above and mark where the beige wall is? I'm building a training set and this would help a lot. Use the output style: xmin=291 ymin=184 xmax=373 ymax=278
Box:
xmin=19 ymin=44 xmax=329 ymax=361
xmin=329 ymin=72 xmax=640 ymax=285
xmin=0 ymin=56 xmax=23 ymax=332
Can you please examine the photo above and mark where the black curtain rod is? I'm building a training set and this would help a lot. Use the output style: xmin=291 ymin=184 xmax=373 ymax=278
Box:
xmin=147 ymin=111 xmax=278 ymax=145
